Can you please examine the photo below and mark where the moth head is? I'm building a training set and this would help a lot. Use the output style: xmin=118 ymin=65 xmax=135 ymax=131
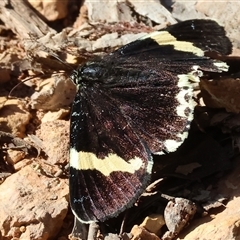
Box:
xmin=70 ymin=61 xmax=104 ymax=86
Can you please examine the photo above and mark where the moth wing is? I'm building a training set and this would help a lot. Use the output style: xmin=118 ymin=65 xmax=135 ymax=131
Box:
xmin=117 ymin=19 xmax=232 ymax=57
xmin=69 ymin=19 xmax=232 ymax=223
xmin=70 ymin=88 xmax=152 ymax=223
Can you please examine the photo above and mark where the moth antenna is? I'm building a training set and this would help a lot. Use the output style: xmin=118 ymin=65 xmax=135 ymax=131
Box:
xmin=27 ymin=33 xmax=75 ymax=71
xmin=50 ymin=53 xmax=75 ymax=70
xmin=48 ymin=52 xmax=75 ymax=71
xmin=8 ymin=73 xmax=46 ymax=98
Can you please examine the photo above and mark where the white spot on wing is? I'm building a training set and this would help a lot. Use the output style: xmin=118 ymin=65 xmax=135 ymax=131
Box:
xmin=175 ymin=89 xmax=194 ymax=119
xmin=162 ymin=60 xmax=229 ymax=154
xmin=162 ymin=66 xmax=202 ymax=153
xmin=176 ymin=66 xmax=201 ymax=119
xmin=214 ymin=62 xmax=229 ymax=72
xmin=164 ymin=131 xmax=189 ymax=153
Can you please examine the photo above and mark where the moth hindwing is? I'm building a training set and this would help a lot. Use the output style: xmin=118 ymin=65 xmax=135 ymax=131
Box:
xmin=69 ymin=19 xmax=232 ymax=223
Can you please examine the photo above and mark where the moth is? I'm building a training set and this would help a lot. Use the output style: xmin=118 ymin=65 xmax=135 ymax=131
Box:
xmin=69 ymin=19 xmax=232 ymax=223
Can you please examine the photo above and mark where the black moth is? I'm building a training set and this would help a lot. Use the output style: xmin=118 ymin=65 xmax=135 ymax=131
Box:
xmin=69 ymin=19 xmax=232 ymax=223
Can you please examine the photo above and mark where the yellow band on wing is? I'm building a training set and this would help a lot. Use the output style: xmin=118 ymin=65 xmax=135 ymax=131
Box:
xmin=141 ymin=31 xmax=204 ymax=57
xmin=70 ymin=148 xmax=144 ymax=176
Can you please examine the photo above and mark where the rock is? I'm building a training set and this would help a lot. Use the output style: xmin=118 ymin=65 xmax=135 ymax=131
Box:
xmin=0 ymin=165 xmax=69 ymax=239
xmin=0 ymin=99 xmax=31 ymax=138
xmin=84 ymin=0 xmax=133 ymax=23
xmin=171 ymin=0 xmax=206 ymax=20
xmin=131 ymin=225 xmax=161 ymax=240
xmin=200 ymin=78 xmax=240 ymax=113
xmin=140 ymin=214 xmax=165 ymax=236
xmin=179 ymin=158 xmax=240 ymax=239
xmin=42 ymin=109 xmax=70 ymax=123
xmin=163 ymin=198 xmax=197 ymax=240
xmin=14 ymin=159 xmax=33 ymax=171
xmin=36 ymin=120 xmax=69 ymax=165
xmin=179 ymin=197 xmax=240 ymax=240
xmin=0 ymin=96 xmax=7 ymax=110
xmin=30 ymin=74 xmax=76 ymax=111
xmin=84 ymin=0 xmax=176 ymax=25
xmin=6 ymin=149 xmax=26 ymax=165
xmin=28 ymin=0 xmax=69 ymax=21
xmin=129 ymin=0 xmax=176 ymax=25
xmin=104 ymin=233 xmax=122 ymax=240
